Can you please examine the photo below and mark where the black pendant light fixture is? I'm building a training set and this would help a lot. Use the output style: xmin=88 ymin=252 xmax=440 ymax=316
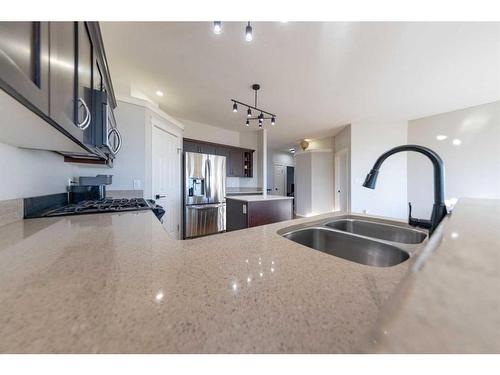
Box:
xmin=231 ymin=84 xmax=277 ymax=128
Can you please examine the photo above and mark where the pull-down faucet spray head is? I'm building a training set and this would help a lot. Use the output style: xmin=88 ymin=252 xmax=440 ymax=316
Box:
xmin=362 ymin=169 xmax=379 ymax=189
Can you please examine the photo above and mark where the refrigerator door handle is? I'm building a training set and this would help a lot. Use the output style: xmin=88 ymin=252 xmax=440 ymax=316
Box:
xmin=206 ymin=158 xmax=211 ymax=200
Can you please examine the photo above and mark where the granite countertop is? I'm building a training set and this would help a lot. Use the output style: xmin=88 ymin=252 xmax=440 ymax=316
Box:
xmin=226 ymin=195 xmax=294 ymax=202
xmin=0 ymin=198 xmax=497 ymax=353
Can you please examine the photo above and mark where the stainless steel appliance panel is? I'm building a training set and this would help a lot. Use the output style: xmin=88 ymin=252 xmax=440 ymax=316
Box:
xmin=184 ymin=203 xmax=226 ymax=238
xmin=207 ymin=154 xmax=226 ymax=204
xmin=185 ymin=152 xmax=209 ymax=205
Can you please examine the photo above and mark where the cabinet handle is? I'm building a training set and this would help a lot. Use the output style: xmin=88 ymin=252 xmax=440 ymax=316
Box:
xmin=108 ymin=127 xmax=123 ymax=155
xmin=77 ymin=97 xmax=91 ymax=130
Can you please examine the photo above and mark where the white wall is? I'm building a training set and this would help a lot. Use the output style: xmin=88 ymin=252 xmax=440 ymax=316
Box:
xmin=350 ymin=121 xmax=408 ymax=219
xmin=294 ymin=150 xmax=334 ymax=217
xmin=408 ymin=101 xmax=500 ymax=218
xmin=0 ymin=142 xmax=75 ymax=200
xmin=333 ymin=125 xmax=351 ymax=211
xmin=294 ymin=152 xmax=312 ymax=216
xmin=180 ymin=118 xmax=260 ymax=188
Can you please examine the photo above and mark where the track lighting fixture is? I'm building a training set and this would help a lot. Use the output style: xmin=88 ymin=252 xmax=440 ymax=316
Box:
xmin=213 ymin=21 xmax=222 ymax=35
xmin=230 ymin=84 xmax=277 ymax=128
xmin=245 ymin=22 xmax=253 ymax=42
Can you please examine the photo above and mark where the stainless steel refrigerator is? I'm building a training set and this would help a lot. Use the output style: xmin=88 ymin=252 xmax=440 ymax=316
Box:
xmin=183 ymin=152 xmax=226 ymax=239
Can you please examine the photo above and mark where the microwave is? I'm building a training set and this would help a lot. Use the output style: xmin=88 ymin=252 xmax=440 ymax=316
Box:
xmin=93 ymin=89 xmax=122 ymax=157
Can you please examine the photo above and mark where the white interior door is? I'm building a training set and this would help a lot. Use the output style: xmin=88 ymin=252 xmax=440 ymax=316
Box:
xmin=335 ymin=149 xmax=349 ymax=212
xmin=152 ymin=124 xmax=180 ymax=238
xmin=273 ymin=164 xmax=286 ymax=196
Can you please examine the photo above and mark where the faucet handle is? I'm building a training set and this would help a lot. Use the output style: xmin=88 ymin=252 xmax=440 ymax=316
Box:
xmin=408 ymin=202 xmax=416 ymax=226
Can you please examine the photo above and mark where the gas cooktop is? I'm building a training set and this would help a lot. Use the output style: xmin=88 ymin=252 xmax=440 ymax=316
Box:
xmin=42 ymin=198 xmax=155 ymax=217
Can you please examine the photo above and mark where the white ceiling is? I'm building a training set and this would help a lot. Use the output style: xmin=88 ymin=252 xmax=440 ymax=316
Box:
xmin=100 ymin=22 xmax=500 ymax=149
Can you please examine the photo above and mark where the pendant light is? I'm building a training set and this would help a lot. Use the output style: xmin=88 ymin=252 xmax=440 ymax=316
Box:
xmin=232 ymin=102 xmax=238 ymax=113
xmin=213 ymin=21 xmax=222 ymax=35
xmin=245 ymin=22 xmax=253 ymax=42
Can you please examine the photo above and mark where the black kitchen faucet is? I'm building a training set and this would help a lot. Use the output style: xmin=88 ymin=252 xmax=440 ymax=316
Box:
xmin=363 ymin=145 xmax=448 ymax=235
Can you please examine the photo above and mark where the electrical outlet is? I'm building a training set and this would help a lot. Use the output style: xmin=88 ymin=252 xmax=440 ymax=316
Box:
xmin=133 ymin=179 xmax=142 ymax=190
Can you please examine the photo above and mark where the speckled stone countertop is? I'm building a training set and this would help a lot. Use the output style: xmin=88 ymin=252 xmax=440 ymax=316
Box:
xmin=364 ymin=198 xmax=500 ymax=353
xmin=0 ymin=198 xmax=497 ymax=353
xmin=0 ymin=210 xmax=408 ymax=353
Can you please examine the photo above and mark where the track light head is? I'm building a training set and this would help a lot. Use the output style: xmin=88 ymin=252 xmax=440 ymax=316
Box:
xmin=271 ymin=116 xmax=276 ymax=125
xmin=245 ymin=22 xmax=253 ymax=42
xmin=232 ymin=102 xmax=238 ymax=113
xmin=258 ymin=123 xmax=263 ymax=128
xmin=247 ymin=108 xmax=252 ymax=118
xmin=245 ymin=119 xmax=249 ymax=127
xmin=213 ymin=21 xmax=222 ymax=35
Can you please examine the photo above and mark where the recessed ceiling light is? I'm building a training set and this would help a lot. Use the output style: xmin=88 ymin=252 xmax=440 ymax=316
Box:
xmin=452 ymin=139 xmax=462 ymax=146
xmin=436 ymin=135 xmax=447 ymax=141
xmin=155 ymin=91 xmax=164 ymax=97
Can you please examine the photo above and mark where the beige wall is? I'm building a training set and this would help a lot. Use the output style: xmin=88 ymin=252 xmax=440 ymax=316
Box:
xmin=408 ymin=101 xmax=500 ymax=218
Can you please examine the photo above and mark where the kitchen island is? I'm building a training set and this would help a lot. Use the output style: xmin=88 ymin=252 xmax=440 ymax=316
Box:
xmin=0 ymin=198 xmax=498 ymax=353
xmin=226 ymin=194 xmax=294 ymax=231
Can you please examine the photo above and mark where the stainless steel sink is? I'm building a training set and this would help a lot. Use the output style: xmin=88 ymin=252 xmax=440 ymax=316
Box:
xmin=283 ymin=227 xmax=409 ymax=267
xmin=279 ymin=215 xmax=427 ymax=267
xmin=324 ymin=219 xmax=426 ymax=244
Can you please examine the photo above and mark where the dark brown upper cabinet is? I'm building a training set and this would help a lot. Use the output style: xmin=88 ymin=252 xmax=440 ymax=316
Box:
xmin=0 ymin=21 xmax=118 ymax=163
xmin=228 ymin=148 xmax=245 ymax=177
xmin=49 ymin=22 xmax=82 ymax=142
xmin=183 ymin=138 xmax=254 ymax=178
xmin=77 ymin=22 xmax=94 ymax=145
xmin=0 ymin=22 xmax=49 ymax=115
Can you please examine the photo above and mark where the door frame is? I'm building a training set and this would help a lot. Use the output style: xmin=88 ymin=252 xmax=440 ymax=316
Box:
xmin=149 ymin=113 xmax=182 ymax=238
xmin=273 ymin=163 xmax=287 ymax=196
xmin=334 ymin=147 xmax=349 ymax=212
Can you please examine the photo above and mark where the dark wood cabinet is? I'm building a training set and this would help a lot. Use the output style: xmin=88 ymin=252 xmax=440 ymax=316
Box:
xmin=228 ymin=148 xmax=245 ymax=177
xmin=0 ymin=21 xmax=118 ymax=165
xmin=0 ymin=22 xmax=49 ymax=114
xmin=49 ymin=22 xmax=81 ymax=142
xmin=77 ymin=22 xmax=94 ymax=145
xmin=226 ymin=197 xmax=293 ymax=231
xmin=183 ymin=138 xmax=254 ymax=178
xmin=183 ymin=140 xmax=200 ymax=153
xmin=198 ymin=143 xmax=216 ymax=155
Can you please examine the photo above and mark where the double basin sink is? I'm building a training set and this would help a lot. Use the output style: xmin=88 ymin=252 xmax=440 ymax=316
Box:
xmin=279 ymin=216 xmax=427 ymax=267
